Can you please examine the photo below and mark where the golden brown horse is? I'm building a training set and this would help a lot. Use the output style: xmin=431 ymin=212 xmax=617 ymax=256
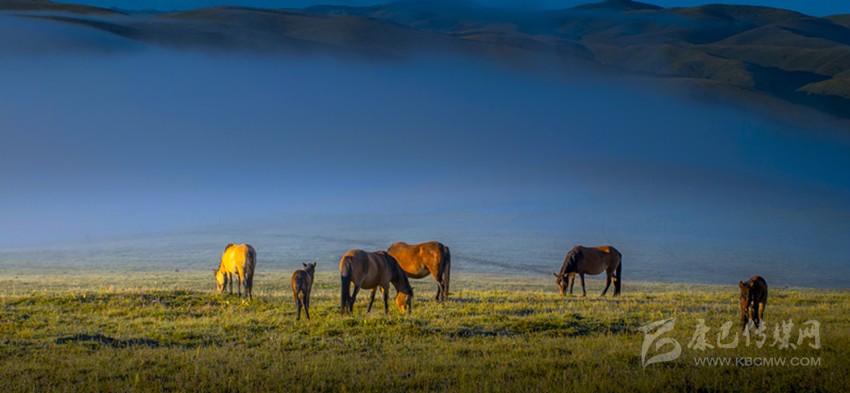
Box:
xmin=553 ymin=245 xmax=621 ymax=297
xmin=339 ymin=249 xmax=413 ymax=315
xmin=387 ymin=241 xmax=451 ymax=302
xmin=739 ymin=275 xmax=768 ymax=336
xmin=292 ymin=262 xmax=317 ymax=320
xmin=214 ymin=243 xmax=256 ymax=300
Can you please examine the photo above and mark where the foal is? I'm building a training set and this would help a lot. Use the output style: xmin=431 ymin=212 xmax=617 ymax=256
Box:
xmin=292 ymin=263 xmax=317 ymax=320
xmin=739 ymin=276 xmax=768 ymax=336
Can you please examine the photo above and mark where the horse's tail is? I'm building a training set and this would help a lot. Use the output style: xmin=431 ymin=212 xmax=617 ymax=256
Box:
xmin=293 ymin=273 xmax=304 ymax=304
xmin=441 ymin=244 xmax=451 ymax=301
xmin=246 ymin=245 xmax=257 ymax=299
xmin=297 ymin=288 xmax=306 ymax=308
xmin=340 ymin=257 xmax=353 ymax=313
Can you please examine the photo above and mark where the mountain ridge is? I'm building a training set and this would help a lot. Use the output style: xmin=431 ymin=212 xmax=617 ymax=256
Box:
xmin=2 ymin=0 xmax=848 ymax=120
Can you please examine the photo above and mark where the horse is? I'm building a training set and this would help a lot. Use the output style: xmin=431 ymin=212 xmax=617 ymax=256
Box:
xmin=339 ymin=249 xmax=413 ymax=315
xmin=291 ymin=262 xmax=317 ymax=321
xmin=552 ymin=245 xmax=622 ymax=297
xmin=387 ymin=241 xmax=451 ymax=302
xmin=214 ymin=243 xmax=256 ymax=300
xmin=739 ymin=276 xmax=768 ymax=336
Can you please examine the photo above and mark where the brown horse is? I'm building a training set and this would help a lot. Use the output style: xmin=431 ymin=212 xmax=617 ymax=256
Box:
xmin=387 ymin=241 xmax=451 ymax=302
xmin=739 ymin=276 xmax=768 ymax=336
xmin=339 ymin=249 xmax=413 ymax=315
xmin=553 ymin=245 xmax=622 ymax=297
xmin=214 ymin=243 xmax=256 ymax=300
xmin=291 ymin=262 xmax=317 ymax=321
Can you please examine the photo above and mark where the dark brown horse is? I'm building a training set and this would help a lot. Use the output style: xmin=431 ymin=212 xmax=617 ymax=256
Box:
xmin=387 ymin=241 xmax=451 ymax=302
xmin=214 ymin=243 xmax=256 ymax=300
xmin=291 ymin=262 xmax=317 ymax=321
xmin=739 ymin=276 xmax=768 ymax=336
xmin=553 ymin=245 xmax=622 ymax=297
xmin=339 ymin=249 xmax=413 ymax=315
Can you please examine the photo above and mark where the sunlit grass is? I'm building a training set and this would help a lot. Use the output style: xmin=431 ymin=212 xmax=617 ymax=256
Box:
xmin=0 ymin=271 xmax=847 ymax=392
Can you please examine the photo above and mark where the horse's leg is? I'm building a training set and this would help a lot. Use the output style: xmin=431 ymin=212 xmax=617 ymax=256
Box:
xmin=569 ymin=273 xmax=576 ymax=295
xmin=239 ymin=270 xmax=247 ymax=299
xmin=304 ymin=291 xmax=310 ymax=320
xmin=367 ymin=288 xmax=377 ymax=313
xmin=246 ymin=274 xmax=253 ymax=301
xmin=350 ymin=285 xmax=361 ymax=313
xmin=382 ymin=286 xmax=389 ymax=314
xmin=428 ymin=266 xmax=442 ymax=302
xmin=601 ymin=272 xmax=612 ymax=296
xmin=237 ymin=274 xmax=243 ymax=299
xmin=752 ymin=308 xmax=760 ymax=332
xmin=580 ymin=273 xmax=587 ymax=297
xmin=296 ymin=294 xmax=302 ymax=321
xmin=614 ymin=261 xmax=622 ymax=296
xmin=435 ymin=262 xmax=448 ymax=303
xmin=227 ymin=273 xmax=234 ymax=295
xmin=757 ymin=302 xmax=766 ymax=333
xmin=241 ymin=272 xmax=248 ymax=300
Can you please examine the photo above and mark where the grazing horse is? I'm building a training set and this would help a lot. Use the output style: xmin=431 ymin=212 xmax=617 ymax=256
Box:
xmin=553 ymin=245 xmax=622 ymax=297
xmin=387 ymin=241 xmax=451 ymax=302
xmin=739 ymin=276 xmax=768 ymax=336
xmin=291 ymin=263 xmax=317 ymax=321
xmin=214 ymin=243 xmax=256 ymax=300
xmin=339 ymin=249 xmax=413 ymax=315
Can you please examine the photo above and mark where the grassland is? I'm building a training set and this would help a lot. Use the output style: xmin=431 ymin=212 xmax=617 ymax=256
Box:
xmin=0 ymin=270 xmax=847 ymax=392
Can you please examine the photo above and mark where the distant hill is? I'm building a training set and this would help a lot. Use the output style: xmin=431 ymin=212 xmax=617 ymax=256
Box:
xmin=2 ymin=0 xmax=848 ymax=120
xmin=0 ymin=0 xmax=124 ymax=14
xmin=828 ymin=14 xmax=850 ymax=29
xmin=572 ymin=0 xmax=662 ymax=12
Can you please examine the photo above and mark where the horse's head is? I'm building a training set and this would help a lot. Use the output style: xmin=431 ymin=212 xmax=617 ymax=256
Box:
xmin=303 ymin=262 xmax=317 ymax=276
xmin=392 ymin=275 xmax=414 ymax=314
xmin=739 ymin=280 xmax=753 ymax=324
xmin=739 ymin=281 xmax=751 ymax=302
xmin=215 ymin=268 xmax=227 ymax=293
xmin=381 ymin=252 xmax=413 ymax=314
xmin=396 ymin=290 xmax=413 ymax=314
xmin=553 ymin=273 xmax=568 ymax=296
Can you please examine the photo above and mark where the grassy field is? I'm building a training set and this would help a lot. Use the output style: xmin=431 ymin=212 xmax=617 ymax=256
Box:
xmin=0 ymin=270 xmax=847 ymax=392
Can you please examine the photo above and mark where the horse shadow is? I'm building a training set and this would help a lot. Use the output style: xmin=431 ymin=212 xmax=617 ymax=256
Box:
xmin=55 ymin=333 xmax=160 ymax=348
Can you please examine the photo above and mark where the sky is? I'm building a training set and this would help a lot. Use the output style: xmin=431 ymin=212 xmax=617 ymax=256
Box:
xmin=1 ymin=10 xmax=849 ymax=286
xmin=56 ymin=0 xmax=849 ymax=16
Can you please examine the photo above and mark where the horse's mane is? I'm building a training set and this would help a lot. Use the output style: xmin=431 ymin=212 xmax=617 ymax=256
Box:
xmin=560 ymin=247 xmax=582 ymax=275
xmin=381 ymin=252 xmax=413 ymax=295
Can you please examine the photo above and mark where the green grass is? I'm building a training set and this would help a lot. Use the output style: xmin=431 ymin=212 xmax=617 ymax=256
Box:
xmin=0 ymin=271 xmax=847 ymax=392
